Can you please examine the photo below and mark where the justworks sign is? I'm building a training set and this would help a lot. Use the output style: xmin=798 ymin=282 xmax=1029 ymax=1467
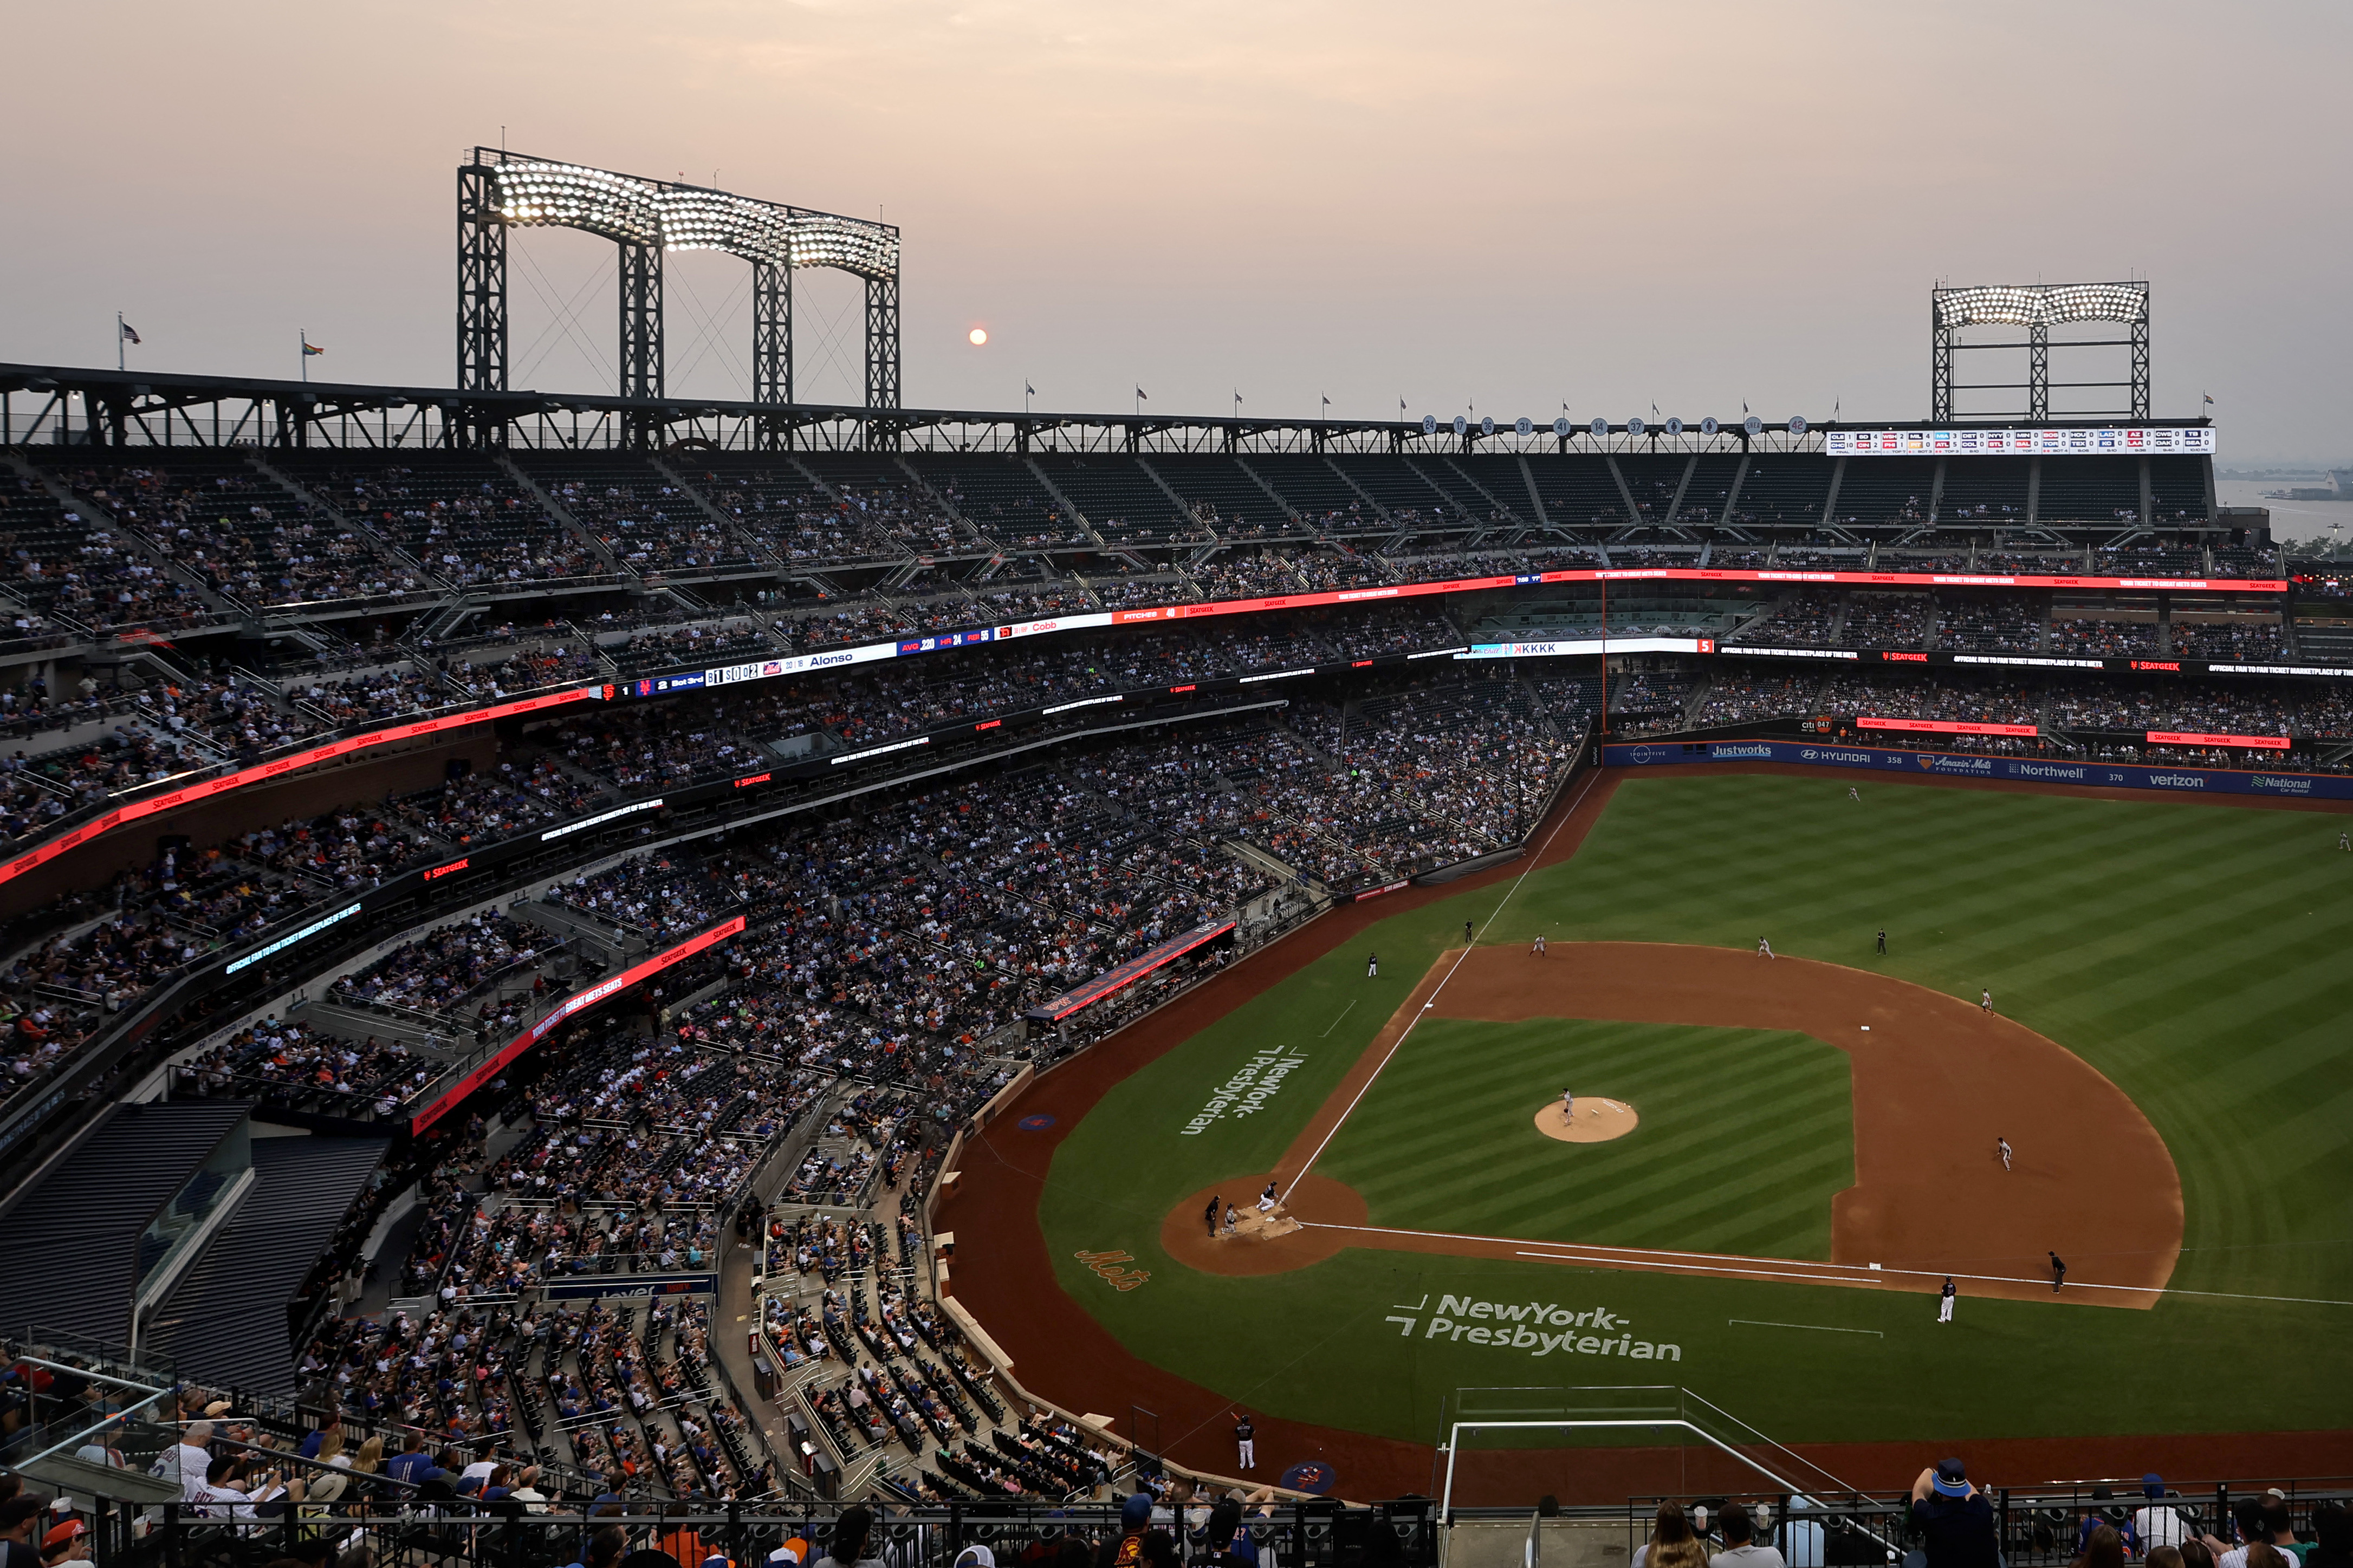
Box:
xmin=1384 ymin=1293 xmax=1682 ymax=1362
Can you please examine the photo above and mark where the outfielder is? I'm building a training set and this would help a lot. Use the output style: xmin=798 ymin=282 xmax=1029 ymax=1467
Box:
xmin=1938 ymin=1278 xmax=1956 ymax=1323
xmin=1366 ymin=951 xmax=1378 ymax=979
xmin=1234 ymin=1411 xmax=1256 ymax=1471
xmin=1849 ymin=786 xmax=1861 ymax=803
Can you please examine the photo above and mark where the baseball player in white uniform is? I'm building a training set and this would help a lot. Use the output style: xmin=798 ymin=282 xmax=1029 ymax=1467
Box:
xmin=1757 ymin=936 xmax=1775 ymax=960
xmin=1938 ymin=1278 xmax=1956 ymax=1322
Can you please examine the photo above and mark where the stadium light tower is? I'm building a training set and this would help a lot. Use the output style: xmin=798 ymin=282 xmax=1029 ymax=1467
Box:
xmin=1930 ymin=281 xmax=2150 ymax=422
xmin=456 ymin=149 xmax=901 ymax=445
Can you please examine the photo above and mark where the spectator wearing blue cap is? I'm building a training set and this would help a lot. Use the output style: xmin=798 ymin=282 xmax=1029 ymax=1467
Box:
xmin=1911 ymin=1460 xmax=1998 ymax=1568
xmin=1098 ymin=1494 xmax=1158 ymax=1568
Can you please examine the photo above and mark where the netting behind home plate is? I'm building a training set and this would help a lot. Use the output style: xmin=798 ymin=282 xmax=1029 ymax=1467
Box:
xmin=1436 ymin=1385 xmax=1866 ymax=1513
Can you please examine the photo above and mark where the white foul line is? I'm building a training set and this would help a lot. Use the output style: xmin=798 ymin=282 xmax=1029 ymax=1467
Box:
xmin=1289 ymin=762 xmax=1605 ymax=1186
xmin=1729 ymin=1319 xmax=1884 ymax=1337
xmin=1318 ymin=999 xmax=1357 ymax=1037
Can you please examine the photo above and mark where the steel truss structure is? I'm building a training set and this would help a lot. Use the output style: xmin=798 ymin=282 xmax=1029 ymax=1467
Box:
xmin=455 ymin=148 xmax=900 ymax=445
xmin=0 ymin=362 xmax=2214 ymax=458
xmin=1931 ymin=281 xmax=2151 ymax=423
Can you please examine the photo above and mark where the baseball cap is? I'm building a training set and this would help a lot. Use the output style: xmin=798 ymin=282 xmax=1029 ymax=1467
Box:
xmin=43 ymin=1522 xmax=89 ymax=1549
xmin=954 ymin=1549 xmax=996 ymax=1568
xmin=2143 ymin=1475 xmax=2166 ymax=1500
xmin=769 ymin=1538 xmax=810 ymax=1568
xmin=1933 ymin=1459 xmax=1970 ymax=1497
xmin=1122 ymin=1493 xmax=1153 ymax=1529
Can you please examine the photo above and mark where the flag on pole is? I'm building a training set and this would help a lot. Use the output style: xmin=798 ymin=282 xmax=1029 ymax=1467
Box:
xmin=1135 ymin=386 xmax=1147 ymax=400
xmin=2203 ymin=393 xmax=2214 ymax=406
xmin=1025 ymin=382 xmax=1035 ymax=396
xmin=303 ymin=339 xmax=325 ymax=356
xmin=119 ymin=321 xmax=142 ymax=344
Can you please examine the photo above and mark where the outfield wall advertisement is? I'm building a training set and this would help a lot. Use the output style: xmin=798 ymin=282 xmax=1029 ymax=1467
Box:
xmin=1602 ymin=739 xmax=2353 ymax=801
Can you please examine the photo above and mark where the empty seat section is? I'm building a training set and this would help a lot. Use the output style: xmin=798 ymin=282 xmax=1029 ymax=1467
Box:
xmin=1029 ymin=456 xmax=1189 ymax=542
xmin=1936 ymin=456 xmax=2031 ymax=523
xmin=1143 ymin=456 xmax=1300 ymax=537
xmin=1246 ymin=456 xmax=1378 ymax=529
xmin=1730 ymin=456 xmax=1835 ymax=525
xmin=1328 ymin=456 xmax=1453 ymax=522
xmin=1525 ymin=455 xmax=1630 ymax=527
xmin=913 ymin=457 xmax=1091 ymax=545
xmin=2033 ymin=457 xmax=2141 ymax=524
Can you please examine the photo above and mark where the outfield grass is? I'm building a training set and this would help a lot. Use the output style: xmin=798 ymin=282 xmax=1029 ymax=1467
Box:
xmin=1036 ymin=772 xmax=2353 ymax=1445
xmin=1313 ymin=1019 xmax=1855 ymax=1258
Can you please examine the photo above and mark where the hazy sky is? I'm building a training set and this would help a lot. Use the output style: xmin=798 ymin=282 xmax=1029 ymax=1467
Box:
xmin=5 ymin=2 xmax=2348 ymax=459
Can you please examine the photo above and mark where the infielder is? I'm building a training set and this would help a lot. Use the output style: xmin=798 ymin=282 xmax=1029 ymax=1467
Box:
xmin=1938 ymin=1278 xmax=1956 ymax=1323
xmin=1531 ymin=933 xmax=1547 ymax=957
xmin=1981 ymin=988 xmax=1993 ymax=1014
xmin=1997 ymin=1136 xmax=2012 ymax=1172
xmin=1757 ymin=936 xmax=1775 ymax=960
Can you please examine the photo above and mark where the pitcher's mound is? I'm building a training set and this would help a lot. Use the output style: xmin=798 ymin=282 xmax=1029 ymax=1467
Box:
xmin=1536 ymin=1098 xmax=1638 ymax=1143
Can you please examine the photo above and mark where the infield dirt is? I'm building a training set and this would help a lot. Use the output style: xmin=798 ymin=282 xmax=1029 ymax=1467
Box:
xmin=1162 ymin=942 xmax=2183 ymax=1307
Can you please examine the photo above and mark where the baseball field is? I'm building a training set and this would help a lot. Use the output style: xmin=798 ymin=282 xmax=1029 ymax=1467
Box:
xmin=940 ymin=766 xmax=2353 ymax=1500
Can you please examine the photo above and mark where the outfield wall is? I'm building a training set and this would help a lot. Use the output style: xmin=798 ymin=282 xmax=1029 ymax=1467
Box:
xmin=1602 ymin=738 xmax=2353 ymax=800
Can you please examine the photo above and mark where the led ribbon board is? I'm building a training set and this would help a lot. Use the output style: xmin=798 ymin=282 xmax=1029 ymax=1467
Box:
xmin=0 ymin=686 xmax=597 ymax=892
xmin=410 ymin=915 xmax=746 ymax=1135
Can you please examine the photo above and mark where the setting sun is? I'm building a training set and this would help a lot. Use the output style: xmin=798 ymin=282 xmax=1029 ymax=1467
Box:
xmin=968 ymin=327 xmax=988 ymax=346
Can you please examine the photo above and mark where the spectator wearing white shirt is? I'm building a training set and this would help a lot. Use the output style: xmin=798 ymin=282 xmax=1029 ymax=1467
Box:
xmin=1715 ymin=1504 xmax=1787 ymax=1568
xmin=2136 ymin=1476 xmax=2192 ymax=1552
xmin=156 ymin=1421 xmax=215 ymax=1501
xmin=2213 ymin=1498 xmax=2303 ymax=1568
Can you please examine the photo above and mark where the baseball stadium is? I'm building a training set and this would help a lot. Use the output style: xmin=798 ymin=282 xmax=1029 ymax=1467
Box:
xmin=3 ymin=88 xmax=2351 ymax=1568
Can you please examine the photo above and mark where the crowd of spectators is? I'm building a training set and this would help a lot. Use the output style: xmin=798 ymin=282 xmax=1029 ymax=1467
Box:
xmin=333 ymin=913 xmax=559 ymax=1016
xmin=2170 ymin=621 xmax=2289 ymax=662
xmin=1741 ymin=590 xmax=1845 ymax=646
xmin=2049 ymin=617 xmax=2161 ymax=658
xmin=1935 ymin=594 xmax=2047 ymax=653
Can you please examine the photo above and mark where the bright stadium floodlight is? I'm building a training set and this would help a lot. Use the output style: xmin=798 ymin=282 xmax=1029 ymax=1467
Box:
xmin=490 ymin=160 xmax=663 ymax=245
xmin=458 ymin=147 xmax=903 ymax=430
xmin=1930 ymin=280 xmax=2151 ymax=422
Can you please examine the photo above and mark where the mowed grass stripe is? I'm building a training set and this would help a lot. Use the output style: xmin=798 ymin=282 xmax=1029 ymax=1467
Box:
xmin=1483 ymin=772 xmax=2353 ymax=1300
xmin=1318 ymin=1018 xmax=1853 ymax=1258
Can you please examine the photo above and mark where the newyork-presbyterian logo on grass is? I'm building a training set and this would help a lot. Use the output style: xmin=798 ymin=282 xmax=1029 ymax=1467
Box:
xmin=1384 ymin=1292 xmax=1683 ymax=1362
xmin=1179 ymin=1049 xmax=1312 ymax=1135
